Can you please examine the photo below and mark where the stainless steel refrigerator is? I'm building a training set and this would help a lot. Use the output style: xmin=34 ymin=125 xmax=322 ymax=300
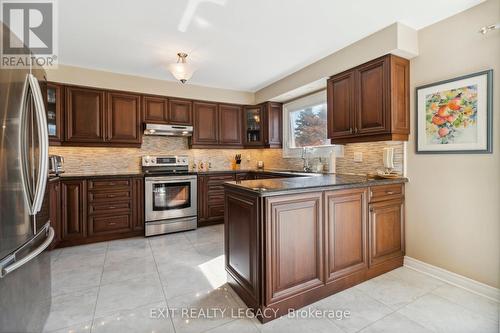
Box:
xmin=0 ymin=24 xmax=54 ymax=333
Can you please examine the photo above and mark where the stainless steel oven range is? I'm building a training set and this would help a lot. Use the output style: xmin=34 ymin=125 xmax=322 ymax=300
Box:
xmin=142 ymin=155 xmax=197 ymax=236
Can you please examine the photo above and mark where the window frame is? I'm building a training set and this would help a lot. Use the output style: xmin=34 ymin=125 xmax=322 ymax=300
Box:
xmin=282 ymin=90 xmax=341 ymax=158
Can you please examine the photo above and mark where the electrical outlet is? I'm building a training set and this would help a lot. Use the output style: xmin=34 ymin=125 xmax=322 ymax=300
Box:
xmin=353 ymin=151 xmax=363 ymax=162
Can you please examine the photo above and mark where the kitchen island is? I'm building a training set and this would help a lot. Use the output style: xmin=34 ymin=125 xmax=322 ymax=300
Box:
xmin=223 ymin=174 xmax=407 ymax=322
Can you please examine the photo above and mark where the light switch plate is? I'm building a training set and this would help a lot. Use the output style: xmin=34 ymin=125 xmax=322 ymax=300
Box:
xmin=353 ymin=151 xmax=363 ymax=162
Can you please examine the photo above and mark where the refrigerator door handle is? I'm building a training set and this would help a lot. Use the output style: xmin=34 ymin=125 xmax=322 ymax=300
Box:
xmin=0 ymin=224 xmax=54 ymax=278
xmin=29 ymin=74 xmax=49 ymax=215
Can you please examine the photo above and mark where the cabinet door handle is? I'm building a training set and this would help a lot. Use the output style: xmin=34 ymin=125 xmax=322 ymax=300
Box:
xmin=108 ymin=222 xmax=116 ymax=226
xmin=109 ymin=182 xmax=116 ymax=186
xmin=386 ymin=191 xmax=395 ymax=195
xmin=369 ymin=207 xmax=374 ymax=212
xmin=109 ymin=206 xmax=116 ymax=209
xmin=354 ymin=127 xmax=358 ymax=134
xmin=349 ymin=128 xmax=353 ymax=134
xmin=107 ymin=194 xmax=115 ymax=198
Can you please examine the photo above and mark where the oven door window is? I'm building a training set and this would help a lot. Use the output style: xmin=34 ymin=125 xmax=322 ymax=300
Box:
xmin=152 ymin=182 xmax=191 ymax=211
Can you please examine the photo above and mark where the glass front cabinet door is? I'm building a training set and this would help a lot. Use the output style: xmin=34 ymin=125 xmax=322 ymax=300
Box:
xmin=45 ymin=82 xmax=64 ymax=144
xmin=244 ymin=106 xmax=263 ymax=146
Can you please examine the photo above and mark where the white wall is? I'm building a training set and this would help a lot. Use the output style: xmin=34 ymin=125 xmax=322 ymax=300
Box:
xmin=46 ymin=65 xmax=255 ymax=105
xmin=406 ymin=0 xmax=500 ymax=288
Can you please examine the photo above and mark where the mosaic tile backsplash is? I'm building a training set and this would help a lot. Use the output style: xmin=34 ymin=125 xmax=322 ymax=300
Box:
xmin=49 ymin=136 xmax=404 ymax=176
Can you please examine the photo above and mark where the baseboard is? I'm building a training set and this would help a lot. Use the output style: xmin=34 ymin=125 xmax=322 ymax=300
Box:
xmin=404 ymin=256 xmax=500 ymax=302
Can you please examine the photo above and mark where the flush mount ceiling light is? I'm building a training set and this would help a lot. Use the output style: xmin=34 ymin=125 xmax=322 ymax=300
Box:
xmin=478 ymin=23 xmax=500 ymax=34
xmin=168 ymin=52 xmax=195 ymax=84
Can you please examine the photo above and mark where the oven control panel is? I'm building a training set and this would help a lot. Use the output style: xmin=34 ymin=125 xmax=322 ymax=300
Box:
xmin=142 ymin=155 xmax=189 ymax=167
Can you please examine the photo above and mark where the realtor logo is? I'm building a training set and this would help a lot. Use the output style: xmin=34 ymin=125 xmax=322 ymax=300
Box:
xmin=1 ymin=0 xmax=58 ymax=68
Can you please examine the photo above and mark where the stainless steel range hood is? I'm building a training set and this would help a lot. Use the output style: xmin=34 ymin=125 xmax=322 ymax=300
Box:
xmin=143 ymin=124 xmax=193 ymax=137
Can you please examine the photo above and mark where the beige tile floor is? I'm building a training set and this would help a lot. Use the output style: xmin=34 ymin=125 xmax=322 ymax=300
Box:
xmin=45 ymin=225 xmax=499 ymax=333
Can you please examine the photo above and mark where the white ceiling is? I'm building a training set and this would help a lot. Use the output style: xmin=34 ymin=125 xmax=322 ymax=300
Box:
xmin=58 ymin=0 xmax=484 ymax=92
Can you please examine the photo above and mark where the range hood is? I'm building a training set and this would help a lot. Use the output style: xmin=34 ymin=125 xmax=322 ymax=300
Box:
xmin=143 ymin=124 xmax=193 ymax=136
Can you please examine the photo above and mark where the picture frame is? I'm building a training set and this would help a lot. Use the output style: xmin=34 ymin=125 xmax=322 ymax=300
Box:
xmin=415 ymin=69 xmax=493 ymax=154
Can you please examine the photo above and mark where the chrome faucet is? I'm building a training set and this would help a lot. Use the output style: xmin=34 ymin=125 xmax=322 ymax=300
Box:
xmin=301 ymin=147 xmax=312 ymax=173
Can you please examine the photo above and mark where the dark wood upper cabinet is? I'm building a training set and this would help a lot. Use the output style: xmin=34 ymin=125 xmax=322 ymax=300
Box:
xmin=327 ymin=71 xmax=355 ymax=139
xmin=243 ymin=103 xmax=282 ymax=148
xmin=65 ymin=86 xmax=106 ymax=143
xmin=243 ymin=105 xmax=264 ymax=147
xmin=192 ymin=101 xmax=219 ymax=146
xmin=356 ymin=57 xmax=389 ymax=135
xmin=45 ymin=82 xmax=64 ymax=145
xmin=169 ymin=98 xmax=193 ymax=125
xmin=143 ymin=95 xmax=168 ymax=124
xmin=106 ymin=92 xmax=142 ymax=145
xmin=218 ymin=104 xmax=243 ymax=146
xmin=327 ymin=54 xmax=409 ymax=143
xmin=52 ymin=82 xmax=282 ymax=149
xmin=264 ymin=102 xmax=283 ymax=148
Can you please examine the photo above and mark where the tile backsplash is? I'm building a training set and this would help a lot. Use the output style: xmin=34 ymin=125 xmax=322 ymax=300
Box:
xmin=49 ymin=136 xmax=404 ymax=175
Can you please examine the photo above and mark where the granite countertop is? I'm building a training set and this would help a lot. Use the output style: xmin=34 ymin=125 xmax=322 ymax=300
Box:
xmin=58 ymin=172 xmax=144 ymax=179
xmin=56 ymin=169 xmax=316 ymax=178
xmin=224 ymin=174 xmax=408 ymax=197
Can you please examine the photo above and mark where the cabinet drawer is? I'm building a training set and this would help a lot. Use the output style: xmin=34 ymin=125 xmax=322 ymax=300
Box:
xmin=88 ymin=201 xmax=132 ymax=215
xmin=207 ymin=204 xmax=225 ymax=218
xmin=207 ymin=175 xmax=234 ymax=184
xmin=369 ymin=184 xmax=403 ymax=203
xmin=88 ymin=189 xmax=132 ymax=202
xmin=89 ymin=214 xmax=132 ymax=235
xmin=88 ymin=179 xmax=131 ymax=190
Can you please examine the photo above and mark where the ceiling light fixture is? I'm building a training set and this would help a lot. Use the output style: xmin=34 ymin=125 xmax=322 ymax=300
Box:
xmin=168 ymin=52 xmax=195 ymax=84
xmin=478 ymin=23 xmax=500 ymax=34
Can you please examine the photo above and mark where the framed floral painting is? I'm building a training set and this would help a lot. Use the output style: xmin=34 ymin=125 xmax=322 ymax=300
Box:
xmin=416 ymin=70 xmax=493 ymax=154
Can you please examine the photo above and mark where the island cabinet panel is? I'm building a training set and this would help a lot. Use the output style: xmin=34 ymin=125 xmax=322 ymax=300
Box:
xmin=369 ymin=198 xmax=404 ymax=266
xmin=324 ymin=188 xmax=368 ymax=282
xmin=224 ymin=192 xmax=260 ymax=308
xmin=265 ymin=192 xmax=324 ymax=304
xmin=225 ymin=182 xmax=405 ymax=323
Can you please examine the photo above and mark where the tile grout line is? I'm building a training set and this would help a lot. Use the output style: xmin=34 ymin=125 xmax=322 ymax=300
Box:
xmin=148 ymin=236 xmax=178 ymax=333
xmin=89 ymin=241 xmax=110 ymax=333
xmin=364 ymin=281 xmax=449 ymax=332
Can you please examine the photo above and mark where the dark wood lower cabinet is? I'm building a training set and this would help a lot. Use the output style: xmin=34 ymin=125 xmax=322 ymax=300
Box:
xmin=265 ymin=192 xmax=324 ymax=304
xmin=61 ymin=179 xmax=87 ymax=242
xmin=325 ymin=188 xmax=368 ymax=282
xmin=225 ymin=183 xmax=405 ymax=323
xmin=49 ymin=178 xmax=61 ymax=248
xmin=58 ymin=176 xmax=144 ymax=247
xmin=369 ymin=198 xmax=404 ymax=266
xmin=198 ymin=171 xmax=301 ymax=226
xmin=198 ymin=174 xmax=235 ymax=226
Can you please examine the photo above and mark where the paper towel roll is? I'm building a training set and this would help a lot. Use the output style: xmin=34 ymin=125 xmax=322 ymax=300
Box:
xmin=328 ymin=150 xmax=336 ymax=174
